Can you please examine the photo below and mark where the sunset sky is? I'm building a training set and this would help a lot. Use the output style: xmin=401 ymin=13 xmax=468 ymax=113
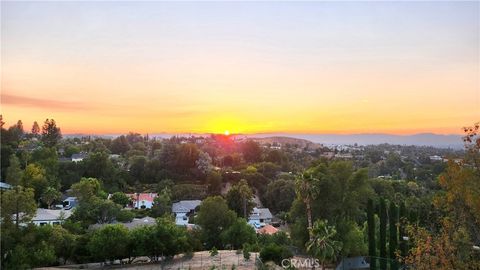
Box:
xmin=1 ymin=1 xmax=479 ymax=135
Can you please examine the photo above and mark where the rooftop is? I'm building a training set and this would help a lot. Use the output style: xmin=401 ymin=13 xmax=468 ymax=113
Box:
xmin=172 ymin=200 xmax=201 ymax=213
xmin=0 ymin=182 xmax=12 ymax=189
xmin=257 ymin=224 xmax=279 ymax=235
xmin=33 ymin=208 xmax=73 ymax=221
xmin=127 ymin=193 xmax=157 ymax=202
xmin=249 ymin=207 xmax=273 ymax=220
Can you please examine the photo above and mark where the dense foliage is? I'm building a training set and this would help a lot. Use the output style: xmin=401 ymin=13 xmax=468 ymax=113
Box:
xmin=1 ymin=116 xmax=478 ymax=268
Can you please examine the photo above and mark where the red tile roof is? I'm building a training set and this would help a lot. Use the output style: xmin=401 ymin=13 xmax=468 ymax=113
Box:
xmin=257 ymin=224 xmax=279 ymax=235
xmin=127 ymin=193 xmax=157 ymax=202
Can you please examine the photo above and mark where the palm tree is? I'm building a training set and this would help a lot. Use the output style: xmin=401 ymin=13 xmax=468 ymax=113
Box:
xmin=306 ymin=219 xmax=342 ymax=270
xmin=41 ymin=187 xmax=61 ymax=209
xmin=295 ymin=172 xmax=319 ymax=237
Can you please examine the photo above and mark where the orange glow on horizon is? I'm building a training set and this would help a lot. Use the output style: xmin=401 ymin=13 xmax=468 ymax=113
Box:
xmin=1 ymin=2 xmax=478 ymax=136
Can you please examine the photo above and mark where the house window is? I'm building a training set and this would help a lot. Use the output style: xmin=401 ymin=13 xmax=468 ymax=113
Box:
xmin=53 ymin=222 xmax=60 ymax=225
xmin=40 ymin=222 xmax=47 ymax=226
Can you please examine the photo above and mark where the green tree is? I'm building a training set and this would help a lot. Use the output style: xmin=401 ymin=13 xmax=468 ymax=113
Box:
xmin=241 ymin=140 xmax=262 ymax=163
xmin=110 ymin=135 xmax=131 ymax=154
xmin=226 ymin=179 xmax=254 ymax=218
xmin=196 ymin=196 xmax=237 ymax=248
xmin=128 ymin=155 xmax=147 ymax=183
xmin=341 ymin=222 xmax=367 ymax=256
xmin=71 ymin=177 xmax=102 ymax=202
xmin=49 ymin=225 xmax=77 ymax=264
xmin=31 ymin=121 xmax=40 ymax=136
xmin=398 ymin=201 xmax=408 ymax=258
xmin=30 ymin=147 xmax=59 ymax=186
xmin=367 ymin=199 xmax=376 ymax=270
xmin=151 ymin=188 xmax=172 ymax=217
xmin=41 ymin=119 xmax=62 ymax=147
xmin=389 ymin=201 xmax=398 ymax=270
xmin=64 ymin=145 xmax=80 ymax=157
xmin=221 ymin=218 xmax=257 ymax=249
xmin=264 ymin=179 xmax=296 ymax=214
xmin=0 ymin=186 xmax=37 ymax=227
xmin=82 ymin=152 xmax=116 ymax=183
xmin=116 ymin=209 xmax=135 ymax=222
xmin=154 ymin=217 xmax=189 ymax=257
xmin=176 ymin=143 xmax=200 ymax=171
xmin=259 ymin=243 xmax=293 ymax=266
xmin=295 ymin=172 xmax=319 ymax=236
xmin=206 ymin=171 xmax=222 ymax=195
xmin=5 ymin=232 xmax=56 ymax=269
xmin=110 ymin=192 xmax=131 ymax=207
xmin=130 ymin=217 xmax=189 ymax=261
xmin=306 ymin=219 xmax=342 ymax=270
xmin=41 ymin=187 xmax=61 ymax=209
xmin=71 ymin=197 xmax=120 ymax=225
xmin=88 ymin=224 xmax=130 ymax=264
xmin=379 ymin=198 xmax=387 ymax=270
xmin=6 ymin=154 xmax=23 ymax=186
xmin=22 ymin=164 xmax=49 ymax=201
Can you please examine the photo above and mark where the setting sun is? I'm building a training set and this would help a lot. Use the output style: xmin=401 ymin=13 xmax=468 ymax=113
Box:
xmin=224 ymin=130 xmax=230 ymax=136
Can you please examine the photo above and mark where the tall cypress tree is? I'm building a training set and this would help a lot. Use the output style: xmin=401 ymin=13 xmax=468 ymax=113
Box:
xmin=399 ymin=201 xmax=408 ymax=258
xmin=379 ymin=198 xmax=387 ymax=270
xmin=367 ymin=199 xmax=376 ymax=270
xmin=389 ymin=201 xmax=398 ymax=270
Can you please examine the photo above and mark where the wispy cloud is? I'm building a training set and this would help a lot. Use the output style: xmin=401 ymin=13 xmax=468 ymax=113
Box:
xmin=1 ymin=94 xmax=92 ymax=111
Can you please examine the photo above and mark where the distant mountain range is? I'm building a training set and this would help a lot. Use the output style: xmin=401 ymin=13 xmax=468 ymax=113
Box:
xmin=243 ymin=133 xmax=464 ymax=149
xmin=65 ymin=132 xmax=465 ymax=149
xmin=250 ymin=136 xmax=323 ymax=149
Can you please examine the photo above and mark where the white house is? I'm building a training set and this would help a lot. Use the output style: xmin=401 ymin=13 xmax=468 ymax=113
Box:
xmin=172 ymin=200 xmax=201 ymax=226
xmin=127 ymin=193 xmax=157 ymax=209
xmin=62 ymin=197 xmax=78 ymax=210
xmin=71 ymin=152 xmax=88 ymax=162
xmin=31 ymin=208 xmax=72 ymax=226
xmin=0 ymin=182 xmax=12 ymax=190
xmin=248 ymin=207 xmax=273 ymax=228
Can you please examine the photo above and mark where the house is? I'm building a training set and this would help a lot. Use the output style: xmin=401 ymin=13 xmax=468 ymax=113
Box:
xmin=0 ymin=182 xmax=12 ymax=190
xmin=127 ymin=193 xmax=157 ymax=209
xmin=89 ymin=217 xmax=156 ymax=230
xmin=71 ymin=152 xmax=88 ymax=162
xmin=31 ymin=208 xmax=72 ymax=226
xmin=58 ymin=157 xmax=72 ymax=163
xmin=336 ymin=256 xmax=369 ymax=270
xmin=62 ymin=197 xmax=78 ymax=210
xmin=172 ymin=200 xmax=201 ymax=226
xmin=257 ymin=224 xmax=278 ymax=235
xmin=335 ymin=153 xmax=353 ymax=159
xmin=248 ymin=207 xmax=273 ymax=228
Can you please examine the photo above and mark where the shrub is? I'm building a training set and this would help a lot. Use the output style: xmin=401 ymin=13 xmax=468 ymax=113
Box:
xmin=210 ymin=247 xmax=218 ymax=257
xmin=259 ymin=243 xmax=292 ymax=265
